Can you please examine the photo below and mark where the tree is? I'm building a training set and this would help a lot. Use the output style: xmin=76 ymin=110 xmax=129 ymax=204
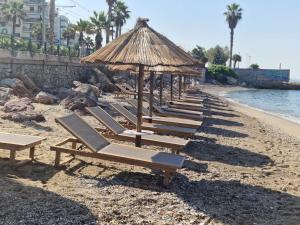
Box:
xmin=232 ymin=54 xmax=242 ymax=68
xmin=224 ymin=3 xmax=242 ymax=68
xmin=48 ymin=0 xmax=55 ymax=47
xmin=1 ymin=0 xmax=26 ymax=37
xmin=191 ymin=45 xmax=208 ymax=64
xmin=90 ymin=11 xmax=107 ymax=49
xmin=75 ymin=19 xmax=92 ymax=46
xmin=62 ymin=24 xmax=76 ymax=47
xmin=112 ymin=0 xmax=130 ymax=38
xmin=105 ymin=0 xmax=116 ymax=43
xmin=32 ymin=22 xmax=43 ymax=44
xmin=206 ymin=45 xmax=229 ymax=65
xmin=249 ymin=64 xmax=259 ymax=69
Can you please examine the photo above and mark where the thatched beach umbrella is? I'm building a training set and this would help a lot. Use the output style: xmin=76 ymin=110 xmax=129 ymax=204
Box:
xmin=81 ymin=18 xmax=197 ymax=146
xmin=107 ymin=64 xmax=202 ymax=118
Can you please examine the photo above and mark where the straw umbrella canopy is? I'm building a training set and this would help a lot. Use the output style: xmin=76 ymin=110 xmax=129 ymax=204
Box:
xmin=81 ymin=18 xmax=197 ymax=145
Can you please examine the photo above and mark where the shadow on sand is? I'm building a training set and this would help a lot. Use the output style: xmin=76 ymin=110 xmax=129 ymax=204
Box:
xmin=88 ymin=171 xmax=300 ymax=225
xmin=185 ymin=140 xmax=273 ymax=167
xmin=64 ymin=166 xmax=299 ymax=225
xmin=0 ymin=176 xmax=97 ymax=224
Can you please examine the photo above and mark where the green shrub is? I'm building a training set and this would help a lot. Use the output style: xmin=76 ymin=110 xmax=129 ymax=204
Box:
xmin=206 ymin=64 xmax=238 ymax=84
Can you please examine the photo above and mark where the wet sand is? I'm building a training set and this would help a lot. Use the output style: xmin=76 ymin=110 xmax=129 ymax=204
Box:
xmin=0 ymin=90 xmax=300 ymax=225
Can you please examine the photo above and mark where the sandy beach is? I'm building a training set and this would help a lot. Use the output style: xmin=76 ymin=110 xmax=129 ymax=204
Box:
xmin=0 ymin=87 xmax=300 ymax=225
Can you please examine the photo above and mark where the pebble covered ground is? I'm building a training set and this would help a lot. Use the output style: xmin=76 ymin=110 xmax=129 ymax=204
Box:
xmin=0 ymin=92 xmax=299 ymax=225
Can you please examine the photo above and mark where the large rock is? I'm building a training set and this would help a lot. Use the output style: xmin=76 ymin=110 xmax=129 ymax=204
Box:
xmin=60 ymin=92 xmax=97 ymax=111
xmin=34 ymin=91 xmax=57 ymax=105
xmin=15 ymin=74 xmax=40 ymax=92
xmin=73 ymin=81 xmax=100 ymax=102
xmin=3 ymin=98 xmax=33 ymax=112
xmin=1 ymin=97 xmax=45 ymax=122
xmin=0 ymin=78 xmax=32 ymax=97
xmin=57 ymin=87 xmax=74 ymax=99
xmin=1 ymin=111 xmax=45 ymax=122
xmin=0 ymin=87 xmax=12 ymax=106
xmin=227 ymin=76 xmax=238 ymax=85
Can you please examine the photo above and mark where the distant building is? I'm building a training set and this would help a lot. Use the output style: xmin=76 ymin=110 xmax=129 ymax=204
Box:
xmin=0 ymin=0 xmax=72 ymax=45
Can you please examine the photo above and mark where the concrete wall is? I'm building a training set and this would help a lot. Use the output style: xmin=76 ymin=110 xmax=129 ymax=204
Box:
xmin=0 ymin=49 xmax=94 ymax=88
xmin=234 ymin=68 xmax=290 ymax=86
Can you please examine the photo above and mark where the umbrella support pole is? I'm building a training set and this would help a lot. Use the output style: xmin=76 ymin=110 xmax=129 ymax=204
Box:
xmin=136 ymin=64 xmax=144 ymax=142
xmin=170 ymin=74 xmax=173 ymax=102
xmin=149 ymin=71 xmax=154 ymax=123
xmin=135 ymin=135 xmax=142 ymax=147
xmin=178 ymin=75 xmax=182 ymax=100
xmin=160 ymin=75 xmax=163 ymax=106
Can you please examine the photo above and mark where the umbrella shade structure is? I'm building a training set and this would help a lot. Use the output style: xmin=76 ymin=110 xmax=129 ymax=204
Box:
xmin=81 ymin=18 xmax=197 ymax=67
xmin=81 ymin=18 xmax=197 ymax=146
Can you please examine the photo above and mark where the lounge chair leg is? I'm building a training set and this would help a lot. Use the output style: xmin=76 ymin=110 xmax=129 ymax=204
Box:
xmin=29 ymin=147 xmax=35 ymax=160
xmin=135 ymin=135 xmax=142 ymax=147
xmin=54 ymin=151 xmax=61 ymax=167
xmin=163 ymin=171 xmax=173 ymax=187
xmin=10 ymin=150 xmax=16 ymax=163
xmin=71 ymin=142 xmax=76 ymax=149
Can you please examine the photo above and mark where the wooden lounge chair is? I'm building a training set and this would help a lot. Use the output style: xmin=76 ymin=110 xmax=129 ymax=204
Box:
xmin=144 ymin=97 xmax=203 ymax=121
xmin=110 ymin=103 xmax=196 ymax=138
xmin=50 ymin=114 xmax=185 ymax=186
xmin=127 ymin=99 xmax=202 ymax=129
xmin=151 ymin=97 xmax=203 ymax=117
xmin=154 ymin=95 xmax=204 ymax=112
xmin=0 ymin=133 xmax=45 ymax=164
xmin=86 ymin=106 xmax=189 ymax=153
xmin=115 ymin=84 xmax=137 ymax=98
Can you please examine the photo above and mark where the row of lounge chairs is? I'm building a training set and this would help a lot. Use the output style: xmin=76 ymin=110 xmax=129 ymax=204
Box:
xmin=0 ymin=86 xmax=205 ymax=186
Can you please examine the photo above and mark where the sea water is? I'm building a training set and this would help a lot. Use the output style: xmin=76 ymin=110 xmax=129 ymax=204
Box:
xmin=225 ymin=89 xmax=300 ymax=124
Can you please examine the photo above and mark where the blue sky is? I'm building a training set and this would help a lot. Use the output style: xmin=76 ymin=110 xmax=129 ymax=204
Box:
xmin=57 ymin=0 xmax=300 ymax=80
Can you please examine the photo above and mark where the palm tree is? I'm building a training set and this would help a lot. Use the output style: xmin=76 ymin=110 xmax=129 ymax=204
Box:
xmin=90 ymin=11 xmax=107 ymax=49
xmin=74 ymin=19 xmax=92 ymax=46
xmin=62 ymin=24 xmax=76 ymax=47
xmin=224 ymin=3 xmax=242 ymax=68
xmin=232 ymin=54 xmax=242 ymax=68
xmin=32 ymin=22 xmax=43 ymax=44
xmin=113 ymin=0 xmax=130 ymax=38
xmin=105 ymin=0 xmax=116 ymax=43
xmin=1 ymin=0 xmax=26 ymax=37
xmin=48 ymin=0 xmax=55 ymax=47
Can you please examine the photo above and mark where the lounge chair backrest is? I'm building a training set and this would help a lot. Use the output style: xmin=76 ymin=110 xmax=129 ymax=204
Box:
xmin=115 ymin=84 xmax=128 ymax=92
xmin=123 ymin=83 xmax=135 ymax=91
xmin=110 ymin=103 xmax=137 ymax=125
xmin=143 ymin=96 xmax=163 ymax=113
xmin=127 ymin=99 xmax=150 ymax=115
xmin=86 ymin=107 xmax=126 ymax=134
xmin=56 ymin=114 xmax=110 ymax=152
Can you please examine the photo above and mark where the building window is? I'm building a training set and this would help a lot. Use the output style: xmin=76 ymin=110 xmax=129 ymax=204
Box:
xmin=15 ymin=33 xmax=20 ymax=37
xmin=30 ymin=6 xmax=34 ymax=12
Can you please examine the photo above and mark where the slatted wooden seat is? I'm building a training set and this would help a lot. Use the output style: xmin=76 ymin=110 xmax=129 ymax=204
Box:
xmin=0 ymin=133 xmax=45 ymax=163
xmin=50 ymin=114 xmax=185 ymax=186
xmin=144 ymin=97 xmax=203 ymax=121
xmin=151 ymin=97 xmax=203 ymax=116
xmin=152 ymin=95 xmax=205 ymax=112
xmin=86 ymin=106 xmax=189 ymax=153
xmin=111 ymin=103 xmax=196 ymax=138
xmin=128 ymin=99 xmax=202 ymax=129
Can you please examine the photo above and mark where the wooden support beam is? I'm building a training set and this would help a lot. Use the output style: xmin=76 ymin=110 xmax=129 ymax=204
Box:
xmin=159 ymin=74 xmax=163 ymax=106
xmin=136 ymin=64 xmax=144 ymax=146
xmin=170 ymin=74 xmax=173 ymax=102
xmin=149 ymin=71 xmax=154 ymax=120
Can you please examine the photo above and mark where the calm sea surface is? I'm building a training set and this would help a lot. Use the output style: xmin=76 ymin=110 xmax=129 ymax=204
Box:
xmin=225 ymin=89 xmax=300 ymax=124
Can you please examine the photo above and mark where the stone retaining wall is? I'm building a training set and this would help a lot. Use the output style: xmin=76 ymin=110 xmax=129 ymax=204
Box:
xmin=0 ymin=49 xmax=95 ymax=88
xmin=234 ymin=68 xmax=290 ymax=86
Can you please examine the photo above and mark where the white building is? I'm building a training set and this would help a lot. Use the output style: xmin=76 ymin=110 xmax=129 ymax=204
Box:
xmin=0 ymin=0 xmax=72 ymax=45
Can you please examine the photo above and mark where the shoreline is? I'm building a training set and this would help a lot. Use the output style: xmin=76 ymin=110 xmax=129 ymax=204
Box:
xmin=200 ymin=84 xmax=300 ymax=141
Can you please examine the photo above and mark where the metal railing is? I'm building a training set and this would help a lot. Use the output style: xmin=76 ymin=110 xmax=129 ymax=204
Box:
xmin=0 ymin=34 xmax=84 ymax=57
